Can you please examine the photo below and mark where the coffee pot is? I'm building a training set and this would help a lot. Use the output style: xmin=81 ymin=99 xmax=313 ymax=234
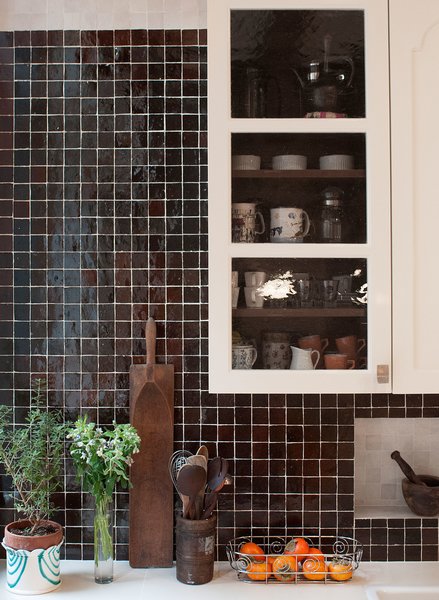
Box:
xmin=292 ymin=34 xmax=355 ymax=114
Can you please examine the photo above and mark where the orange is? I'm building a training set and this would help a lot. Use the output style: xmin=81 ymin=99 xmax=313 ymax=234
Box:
xmin=307 ymin=547 xmax=325 ymax=561
xmin=246 ymin=561 xmax=271 ymax=581
xmin=284 ymin=537 xmax=310 ymax=560
xmin=302 ymin=557 xmax=328 ymax=581
xmin=272 ymin=555 xmax=298 ymax=582
xmin=239 ymin=541 xmax=265 ymax=562
xmin=328 ymin=559 xmax=353 ymax=581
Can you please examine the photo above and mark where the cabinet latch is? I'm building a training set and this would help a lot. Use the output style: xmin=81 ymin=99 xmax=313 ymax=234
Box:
xmin=377 ymin=364 xmax=389 ymax=384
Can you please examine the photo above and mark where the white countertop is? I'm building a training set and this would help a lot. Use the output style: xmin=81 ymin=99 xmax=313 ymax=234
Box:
xmin=0 ymin=561 xmax=437 ymax=599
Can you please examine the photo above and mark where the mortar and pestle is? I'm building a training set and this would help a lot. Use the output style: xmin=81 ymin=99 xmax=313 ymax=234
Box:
xmin=391 ymin=450 xmax=439 ymax=516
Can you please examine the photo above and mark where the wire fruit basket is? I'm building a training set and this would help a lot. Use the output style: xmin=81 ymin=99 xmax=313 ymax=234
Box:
xmin=226 ymin=535 xmax=362 ymax=584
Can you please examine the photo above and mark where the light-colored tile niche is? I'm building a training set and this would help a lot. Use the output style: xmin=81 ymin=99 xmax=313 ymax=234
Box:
xmin=355 ymin=417 xmax=439 ymax=518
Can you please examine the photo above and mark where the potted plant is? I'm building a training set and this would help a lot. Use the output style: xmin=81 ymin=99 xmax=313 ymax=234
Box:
xmin=67 ymin=416 xmax=140 ymax=584
xmin=0 ymin=378 xmax=67 ymax=595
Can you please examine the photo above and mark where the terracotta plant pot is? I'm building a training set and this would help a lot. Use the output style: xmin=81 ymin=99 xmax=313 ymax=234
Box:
xmin=4 ymin=519 xmax=63 ymax=551
xmin=2 ymin=520 xmax=64 ymax=595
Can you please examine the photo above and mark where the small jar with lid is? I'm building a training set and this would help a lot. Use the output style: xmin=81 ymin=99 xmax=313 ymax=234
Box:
xmin=318 ymin=187 xmax=345 ymax=243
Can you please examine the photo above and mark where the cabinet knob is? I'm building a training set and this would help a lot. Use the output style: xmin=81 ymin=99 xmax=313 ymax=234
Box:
xmin=377 ymin=364 xmax=389 ymax=384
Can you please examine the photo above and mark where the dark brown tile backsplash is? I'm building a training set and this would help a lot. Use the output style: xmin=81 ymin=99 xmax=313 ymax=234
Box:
xmin=0 ymin=28 xmax=438 ymax=563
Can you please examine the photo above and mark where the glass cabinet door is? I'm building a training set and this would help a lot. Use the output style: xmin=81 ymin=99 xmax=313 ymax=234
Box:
xmin=230 ymin=9 xmax=365 ymax=119
xmin=208 ymin=0 xmax=391 ymax=394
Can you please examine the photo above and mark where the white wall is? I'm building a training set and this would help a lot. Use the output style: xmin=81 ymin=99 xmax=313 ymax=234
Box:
xmin=0 ymin=0 xmax=207 ymax=30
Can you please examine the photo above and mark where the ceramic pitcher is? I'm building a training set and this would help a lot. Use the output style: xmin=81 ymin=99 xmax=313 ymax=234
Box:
xmin=289 ymin=346 xmax=320 ymax=370
xmin=232 ymin=345 xmax=257 ymax=369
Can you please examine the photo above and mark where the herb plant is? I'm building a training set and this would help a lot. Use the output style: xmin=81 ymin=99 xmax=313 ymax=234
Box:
xmin=0 ymin=378 xmax=67 ymax=534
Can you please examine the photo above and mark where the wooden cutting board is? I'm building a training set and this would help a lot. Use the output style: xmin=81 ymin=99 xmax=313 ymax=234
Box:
xmin=129 ymin=317 xmax=174 ymax=567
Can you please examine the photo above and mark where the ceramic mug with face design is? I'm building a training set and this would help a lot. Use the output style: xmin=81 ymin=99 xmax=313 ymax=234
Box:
xmin=270 ymin=207 xmax=311 ymax=243
xmin=232 ymin=202 xmax=265 ymax=243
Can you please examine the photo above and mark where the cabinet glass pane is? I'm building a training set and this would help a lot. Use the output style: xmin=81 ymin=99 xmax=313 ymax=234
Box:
xmin=231 ymin=10 xmax=365 ymax=118
xmin=231 ymin=258 xmax=367 ymax=370
xmin=232 ymin=133 xmax=366 ymax=244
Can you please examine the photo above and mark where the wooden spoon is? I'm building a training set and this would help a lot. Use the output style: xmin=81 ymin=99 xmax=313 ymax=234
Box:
xmin=196 ymin=445 xmax=209 ymax=461
xmin=202 ymin=491 xmax=218 ymax=519
xmin=202 ymin=472 xmax=233 ymax=519
xmin=207 ymin=457 xmax=229 ymax=491
xmin=187 ymin=454 xmax=208 ymax=518
xmin=176 ymin=464 xmax=207 ymax=519
xmin=391 ymin=450 xmax=428 ymax=487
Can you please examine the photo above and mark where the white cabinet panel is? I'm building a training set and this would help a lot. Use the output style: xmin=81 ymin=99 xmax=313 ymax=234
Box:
xmin=391 ymin=0 xmax=439 ymax=392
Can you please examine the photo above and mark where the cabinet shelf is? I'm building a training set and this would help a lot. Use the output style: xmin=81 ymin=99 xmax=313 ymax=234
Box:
xmin=233 ymin=307 xmax=366 ymax=318
xmin=232 ymin=169 xmax=365 ymax=179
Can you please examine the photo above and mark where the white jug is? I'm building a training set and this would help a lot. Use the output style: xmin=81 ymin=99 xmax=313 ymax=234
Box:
xmin=289 ymin=346 xmax=320 ymax=370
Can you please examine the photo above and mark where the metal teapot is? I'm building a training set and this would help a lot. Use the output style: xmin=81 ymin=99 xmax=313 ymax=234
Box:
xmin=292 ymin=34 xmax=355 ymax=115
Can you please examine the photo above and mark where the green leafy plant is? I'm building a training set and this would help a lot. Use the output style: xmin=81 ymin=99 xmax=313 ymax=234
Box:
xmin=0 ymin=378 xmax=67 ymax=534
xmin=67 ymin=416 xmax=140 ymax=564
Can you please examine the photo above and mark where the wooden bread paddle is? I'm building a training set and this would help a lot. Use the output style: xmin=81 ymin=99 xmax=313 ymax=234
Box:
xmin=129 ymin=317 xmax=174 ymax=567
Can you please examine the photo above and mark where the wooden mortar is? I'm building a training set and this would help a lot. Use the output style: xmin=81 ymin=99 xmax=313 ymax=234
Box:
xmin=402 ymin=475 xmax=439 ymax=516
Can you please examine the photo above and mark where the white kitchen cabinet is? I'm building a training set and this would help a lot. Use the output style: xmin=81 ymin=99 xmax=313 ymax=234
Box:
xmin=390 ymin=0 xmax=439 ymax=393
xmin=207 ymin=0 xmax=392 ymax=394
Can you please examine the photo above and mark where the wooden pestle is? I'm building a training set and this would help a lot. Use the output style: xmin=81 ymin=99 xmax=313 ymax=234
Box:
xmin=391 ymin=450 xmax=428 ymax=487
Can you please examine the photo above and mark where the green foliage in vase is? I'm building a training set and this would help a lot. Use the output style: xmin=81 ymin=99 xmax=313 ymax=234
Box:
xmin=67 ymin=416 xmax=141 ymax=502
xmin=67 ymin=416 xmax=141 ymax=563
xmin=0 ymin=378 xmax=67 ymax=532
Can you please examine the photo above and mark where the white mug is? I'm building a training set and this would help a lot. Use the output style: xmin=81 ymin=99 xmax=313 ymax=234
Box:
xmin=232 ymin=345 xmax=257 ymax=369
xmin=270 ymin=207 xmax=311 ymax=243
xmin=244 ymin=286 xmax=264 ymax=308
xmin=232 ymin=202 xmax=265 ymax=243
xmin=244 ymin=271 xmax=267 ymax=287
xmin=231 ymin=271 xmax=239 ymax=288
xmin=232 ymin=286 xmax=240 ymax=308
xmin=289 ymin=346 xmax=320 ymax=370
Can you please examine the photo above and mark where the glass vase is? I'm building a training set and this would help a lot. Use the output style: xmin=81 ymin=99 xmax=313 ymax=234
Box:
xmin=94 ymin=496 xmax=114 ymax=584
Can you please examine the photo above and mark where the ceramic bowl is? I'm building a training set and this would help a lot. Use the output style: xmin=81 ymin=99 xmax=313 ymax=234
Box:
xmin=319 ymin=154 xmax=354 ymax=170
xmin=272 ymin=154 xmax=307 ymax=170
xmin=232 ymin=154 xmax=261 ymax=170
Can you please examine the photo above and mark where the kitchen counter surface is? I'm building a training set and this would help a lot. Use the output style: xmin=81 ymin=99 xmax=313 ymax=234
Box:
xmin=0 ymin=560 xmax=437 ymax=599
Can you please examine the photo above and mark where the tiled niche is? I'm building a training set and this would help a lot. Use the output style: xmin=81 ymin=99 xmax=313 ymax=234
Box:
xmin=355 ymin=418 xmax=439 ymax=518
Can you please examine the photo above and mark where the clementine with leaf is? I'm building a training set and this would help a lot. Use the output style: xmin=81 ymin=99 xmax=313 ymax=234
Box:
xmin=246 ymin=561 xmax=272 ymax=581
xmin=307 ymin=547 xmax=325 ymax=561
xmin=302 ymin=557 xmax=328 ymax=581
xmin=284 ymin=537 xmax=310 ymax=559
xmin=239 ymin=541 xmax=265 ymax=562
xmin=272 ymin=555 xmax=298 ymax=582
